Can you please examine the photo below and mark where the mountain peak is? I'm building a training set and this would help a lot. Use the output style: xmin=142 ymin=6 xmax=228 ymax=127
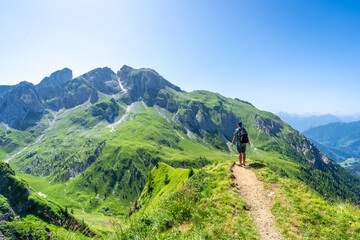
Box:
xmin=37 ymin=68 xmax=72 ymax=87
xmin=117 ymin=65 xmax=181 ymax=106
xmin=80 ymin=67 xmax=120 ymax=95
xmin=84 ymin=67 xmax=114 ymax=76
xmin=0 ymin=80 xmax=44 ymax=130
xmin=120 ymin=65 xmax=134 ymax=72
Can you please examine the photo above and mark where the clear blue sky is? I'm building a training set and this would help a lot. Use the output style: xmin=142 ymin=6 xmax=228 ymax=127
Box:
xmin=0 ymin=0 xmax=359 ymax=115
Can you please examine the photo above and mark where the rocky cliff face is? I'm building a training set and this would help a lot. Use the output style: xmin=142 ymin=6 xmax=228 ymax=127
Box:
xmin=252 ymin=113 xmax=283 ymax=137
xmin=118 ymin=65 xmax=181 ymax=106
xmin=0 ymin=67 xmax=124 ymax=129
xmin=82 ymin=67 xmax=121 ymax=95
xmin=251 ymin=112 xmax=333 ymax=170
xmin=0 ymin=82 xmax=44 ymax=130
xmin=37 ymin=68 xmax=73 ymax=88
xmin=37 ymin=68 xmax=73 ymax=102
xmin=40 ymin=67 xmax=120 ymax=111
xmin=117 ymin=66 xmax=237 ymax=145
xmin=43 ymin=77 xmax=94 ymax=110
xmin=173 ymin=100 xmax=238 ymax=142
xmin=0 ymin=65 xmax=182 ymax=130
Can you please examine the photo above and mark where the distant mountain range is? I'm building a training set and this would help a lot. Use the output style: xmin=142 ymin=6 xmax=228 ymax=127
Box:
xmin=278 ymin=112 xmax=360 ymax=132
xmin=303 ymin=121 xmax=360 ymax=176
xmin=304 ymin=121 xmax=360 ymax=160
xmin=278 ymin=113 xmax=360 ymax=177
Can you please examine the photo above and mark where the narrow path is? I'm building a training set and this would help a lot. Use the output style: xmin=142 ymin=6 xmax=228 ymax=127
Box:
xmin=231 ymin=164 xmax=282 ymax=240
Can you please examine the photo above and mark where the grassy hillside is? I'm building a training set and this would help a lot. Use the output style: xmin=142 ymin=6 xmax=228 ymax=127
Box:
xmin=2 ymin=66 xmax=360 ymax=239
xmin=0 ymin=161 xmax=95 ymax=239
xmin=108 ymin=153 xmax=360 ymax=239
xmin=0 ymin=118 xmax=49 ymax=161
xmin=251 ymin=154 xmax=360 ymax=240
xmin=109 ymin=161 xmax=259 ymax=239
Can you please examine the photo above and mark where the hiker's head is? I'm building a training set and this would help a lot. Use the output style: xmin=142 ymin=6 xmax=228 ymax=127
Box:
xmin=237 ymin=122 xmax=242 ymax=127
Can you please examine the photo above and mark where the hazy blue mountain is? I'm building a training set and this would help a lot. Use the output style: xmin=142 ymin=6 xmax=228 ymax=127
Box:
xmin=277 ymin=112 xmax=342 ymax=132
xmin=338 ymin=114 xmax=360 ymax=123
xmin=304 ymin=121 xmax=360 ymax=165
xmin=308 ymin=138 xmax=353 ymax=162
xmin=342 ymin=160 xmax=360 ymax=176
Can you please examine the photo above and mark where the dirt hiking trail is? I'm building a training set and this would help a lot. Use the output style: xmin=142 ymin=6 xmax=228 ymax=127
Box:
xmin=231 ymin=163 xmax=283 ymax=240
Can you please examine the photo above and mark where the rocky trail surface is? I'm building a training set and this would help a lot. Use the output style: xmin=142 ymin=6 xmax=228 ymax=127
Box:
xmin=231 ymin=163 xmax=283 ymax=240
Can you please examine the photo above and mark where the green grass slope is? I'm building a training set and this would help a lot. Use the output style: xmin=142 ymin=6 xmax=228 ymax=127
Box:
xmin=9 ymin=95 xmax=231 ymax=214
xmin=3 ymin=66 xmax=360 ymax=239
xmin=116 ymin=153 xmax=360 ymax=239
xmin=109 ymin=161 xmax=259 ymax=239
xmin=248 ymin=154 xmax=360 ymax=240
xmin=0 ymin=161 xmax=95 ymax=239
xmin=137 ymin=162 xmax=193 ymax=211
xmin=0 ymin=118 xmax=50 ymax=161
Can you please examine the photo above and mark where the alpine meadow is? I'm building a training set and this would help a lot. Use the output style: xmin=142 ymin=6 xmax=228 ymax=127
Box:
xmin=0 ymin=65 xmax=360 ymax=239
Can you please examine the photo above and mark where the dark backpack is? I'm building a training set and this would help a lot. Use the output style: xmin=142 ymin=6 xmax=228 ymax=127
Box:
xmin=238 ymin=127 xmax=249 ymax=144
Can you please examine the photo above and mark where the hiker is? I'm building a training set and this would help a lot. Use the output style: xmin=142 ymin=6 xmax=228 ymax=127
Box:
xmin=231 ymin=121 xmax=251 ymax=166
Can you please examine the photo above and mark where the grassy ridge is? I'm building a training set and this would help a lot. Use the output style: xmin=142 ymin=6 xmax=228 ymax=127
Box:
xmin=137 ymin=162 xmax=193 ymax=211
xmin=119 ymin=153 xmax=360 ymax=239
xmin=109 ymin=161 xmax=259 ymax=239
xmin=251 ymin=157 xmax=360 ymax=240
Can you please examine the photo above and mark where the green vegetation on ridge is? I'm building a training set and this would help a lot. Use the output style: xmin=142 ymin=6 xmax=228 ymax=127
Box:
xmin=2 ymin=66 xmax=360 ymax=239
xmin=109 ymin=161 xmax=259 ymax=239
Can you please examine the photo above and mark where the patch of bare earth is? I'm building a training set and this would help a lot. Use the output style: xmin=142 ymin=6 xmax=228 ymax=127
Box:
xmin=231 ymin=163 xmax=283 ymax=240
xmin=178 ymin=223 xmax=192 ymax=232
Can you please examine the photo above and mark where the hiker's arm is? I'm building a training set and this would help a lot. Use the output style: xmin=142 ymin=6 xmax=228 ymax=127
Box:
xmin=231 ymin=135 xmax=237 ymax=146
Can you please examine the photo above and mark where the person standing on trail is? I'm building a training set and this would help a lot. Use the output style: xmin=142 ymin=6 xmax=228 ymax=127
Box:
xmin=231 ymin=121 xmax=251 ymax=166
